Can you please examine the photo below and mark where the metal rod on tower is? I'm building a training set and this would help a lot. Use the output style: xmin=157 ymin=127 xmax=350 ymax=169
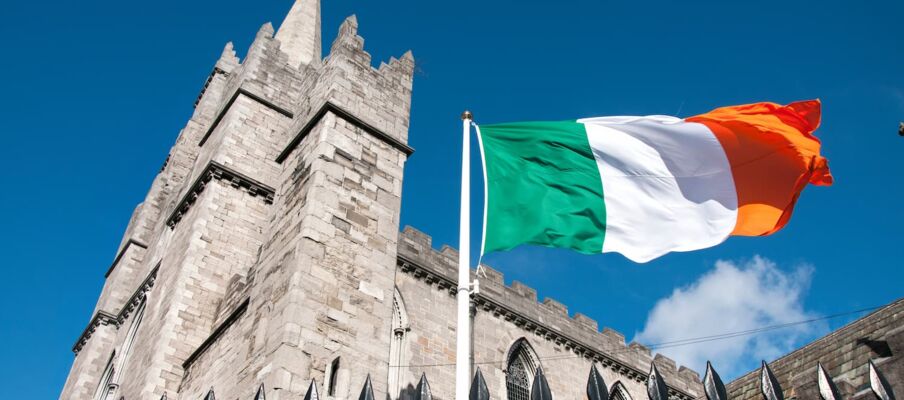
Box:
xmin=455 ymin=111 xmax=474 ymax=400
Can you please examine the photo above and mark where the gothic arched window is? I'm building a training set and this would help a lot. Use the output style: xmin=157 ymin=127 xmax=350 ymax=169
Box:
xmin=114 ymin=299 xmax=146 ymax=382
xmin=388 ymin=288 xmax=411 ymax=399
xmin=93 ymin=353 xmax=116 ymax=400
xmin=327 ymin=357 xmax=341 ymax=396
xmin=610 ymin=381 xmax=633 ymax=400
xmin=506 ymin=356 xmax=531 ymax=400
xmin=505 ymin=338 xmax=539 ymax=400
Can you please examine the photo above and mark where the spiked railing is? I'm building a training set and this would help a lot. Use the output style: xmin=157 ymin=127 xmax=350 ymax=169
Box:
xmin=817 ymin=362 xmax=842 ymax=400
xmin=870 ymin=360 xmax=896 ymax=400
xmin=415 ymin=373 xmax=433 ymax=400
xmin=530 ymin=367 xmax=553 ymax=400
xmin=469 ymin=368 xmax=490 ymax=400
xmin=358 ymin=374 xmax=375 ymax=400
xmin=253 ymin=384 xmax=266 ymax=400
xmin=703 ymin=362 xmax=728 ymax=400
xmin=303 ymin=379 xmax=319 ymax=400
xmin=190 ymin=357 xmax=897 ymax=400
xmin=760 ymin=361 xmax=784 ymax=400
xmin=587 ymin=364 xmax=609 ymax=400
xmin=646 ymin=363 xmax=670 ymax=400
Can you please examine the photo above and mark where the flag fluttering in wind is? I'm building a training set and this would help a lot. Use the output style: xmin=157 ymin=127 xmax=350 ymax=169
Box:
xmin=476 ymin=100 xmax=832 ymax=263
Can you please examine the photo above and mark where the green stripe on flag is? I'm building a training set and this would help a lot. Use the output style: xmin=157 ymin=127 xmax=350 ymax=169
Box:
xmin=478 ymin=120 xmax=606 ymax=254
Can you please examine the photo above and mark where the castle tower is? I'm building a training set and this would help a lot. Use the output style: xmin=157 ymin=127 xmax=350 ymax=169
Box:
xmin=61 ymin=2 xmax=711 ymax=400
xmin=59 ymin=1 xmax=414 ymax=398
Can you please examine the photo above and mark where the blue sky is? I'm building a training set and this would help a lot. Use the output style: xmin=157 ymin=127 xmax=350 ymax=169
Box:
xmin=1 ymin=0 xmax=902 ymax=397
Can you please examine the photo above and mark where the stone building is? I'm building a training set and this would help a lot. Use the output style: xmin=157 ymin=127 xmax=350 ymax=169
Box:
xmin=58 ymin=1 xmax=702 ymax=399
xmin=58 ymin=2 xmax=901 ymax=400
xmin=726 ymin=298 xmax=903 ymax=400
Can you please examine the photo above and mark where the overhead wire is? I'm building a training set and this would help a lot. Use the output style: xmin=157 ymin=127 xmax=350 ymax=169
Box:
xmin=387 ymin=304 xmax=882 ymax=369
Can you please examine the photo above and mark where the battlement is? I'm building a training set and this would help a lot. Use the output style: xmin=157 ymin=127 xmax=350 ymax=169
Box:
xmin=397 ymin=226 xmax=703 ymax=399
xmin=192 ymin=13 xmax=414 ymax=153
xmin=276 ymin=15 xmax=415 ymax=164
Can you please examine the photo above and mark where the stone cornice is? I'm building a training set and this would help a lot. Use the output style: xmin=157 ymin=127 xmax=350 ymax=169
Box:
xmin=104 ymin=238 xmax=148 ymax=278
xmin=276 ymin=101 xmax=415 ymax=164
xmin=198 ymin=87 xmax=294 ymax=147
xmin=73 ymin=264 xmax=160 ymax=354
xmin=397 ymin=254 xmax=696 ymax=400
xmin=182 ymin=297 xmax=250 ymax=369
xmin=71 ymin=311 xmax=119 ymax=355
xmin=119 ymin=263 xmax=160 ymax=321
xmin=194 ymin=67 xmax=229 ymax=109
xmin=165 ymin=161 xmax=275 ymax=229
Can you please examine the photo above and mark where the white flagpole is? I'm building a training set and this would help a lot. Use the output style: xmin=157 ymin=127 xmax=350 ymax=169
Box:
xmin=455 ymin=111 xmax=473 ymax=400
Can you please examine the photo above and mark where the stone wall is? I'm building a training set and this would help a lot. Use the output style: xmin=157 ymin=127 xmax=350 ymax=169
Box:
xmin=395 ymin=226 xmax=704 ymax=400
xmin=57 ymin=2 xmax=902 ymax=399
xmin=726 ymin=298 xmax=903 ymax=399
xmin=60 ymin=1 xmax=415 ymax=399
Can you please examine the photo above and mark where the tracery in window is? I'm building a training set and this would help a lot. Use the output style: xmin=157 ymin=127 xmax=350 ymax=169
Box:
xmin=610 ymin=381 xmax=633 ymax=400
xmin=505 ymin=338 xmax=540 ymax=400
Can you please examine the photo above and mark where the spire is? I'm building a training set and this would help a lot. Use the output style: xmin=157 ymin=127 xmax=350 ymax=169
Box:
xmin=275 ymin=0 xmax=321 ymax=67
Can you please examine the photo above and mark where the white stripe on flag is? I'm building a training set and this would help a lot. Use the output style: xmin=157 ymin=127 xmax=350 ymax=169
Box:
xmin=578 ymin=116 xmax=738 ymax=262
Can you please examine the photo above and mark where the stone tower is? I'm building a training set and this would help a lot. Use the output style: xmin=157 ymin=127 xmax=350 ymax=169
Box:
xmin=60 ymin=1 xmax=415 ymax=398
xmin=61 ymin=2 xmax=711 ymax=400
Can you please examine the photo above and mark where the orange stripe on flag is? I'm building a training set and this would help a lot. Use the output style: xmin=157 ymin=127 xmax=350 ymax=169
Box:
xmin=687 ymin=100 xmax=832 ymax=236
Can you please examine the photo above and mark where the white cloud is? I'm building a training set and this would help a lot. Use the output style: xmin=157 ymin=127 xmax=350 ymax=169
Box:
xmin=634 ymin=256 xmax=826 ymax=379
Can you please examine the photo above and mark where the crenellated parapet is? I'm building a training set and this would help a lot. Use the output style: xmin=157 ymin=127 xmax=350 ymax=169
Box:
xmin=396 ymin=226 xmax=703 ymax=399
xmin=277 ymin=14 xmax=415 ymax=165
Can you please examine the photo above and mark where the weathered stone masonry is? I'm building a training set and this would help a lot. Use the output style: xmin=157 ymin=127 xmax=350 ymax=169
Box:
xmin=61 ymin=2 xmax=904 ymax=400
xmin=59 ymin=2 xmax=707 ymax=400
xmin=394 ymin=227 xmax=702 ymax=400
xmin=726 ymin=298 xmax=903 ymax=400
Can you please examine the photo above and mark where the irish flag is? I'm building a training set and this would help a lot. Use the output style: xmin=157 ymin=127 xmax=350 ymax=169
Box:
xmin=476 ymin=100 xmax=832 ymax=263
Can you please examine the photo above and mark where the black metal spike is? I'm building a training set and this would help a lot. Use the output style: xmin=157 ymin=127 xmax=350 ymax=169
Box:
xmin=414 ymin=373 xmax=433 ymax=400
xmin=159 ymin=393 xmax=167 ymax=400
xmin=303 ymin=379 xmax=319 ymax=400
xmin=587 ymin=364 xmax=609 ymax=400
xmin=469 ymin=368 xmax=490 ymax=400
xmin=204 ymin=388 xmax=216 ymax=400
xmin=703 ymin=361 xmax=728 ymax=400
xmin=646 ymin=363 xmax=670 ymax=400
xmin=358 ymin=375 xmax=375 ymax=400
xmin=760 ymin=361 xmax=784 ymax=400
xmin=253 ymin=383 xmax=266 ymax=400
xmin=869 ymin=359 xmax=896 ymax=400
xmin=530 ymin=366 xmax=553 ymax=400
xmin=816 ymin=362 xmax=841 ymax=400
